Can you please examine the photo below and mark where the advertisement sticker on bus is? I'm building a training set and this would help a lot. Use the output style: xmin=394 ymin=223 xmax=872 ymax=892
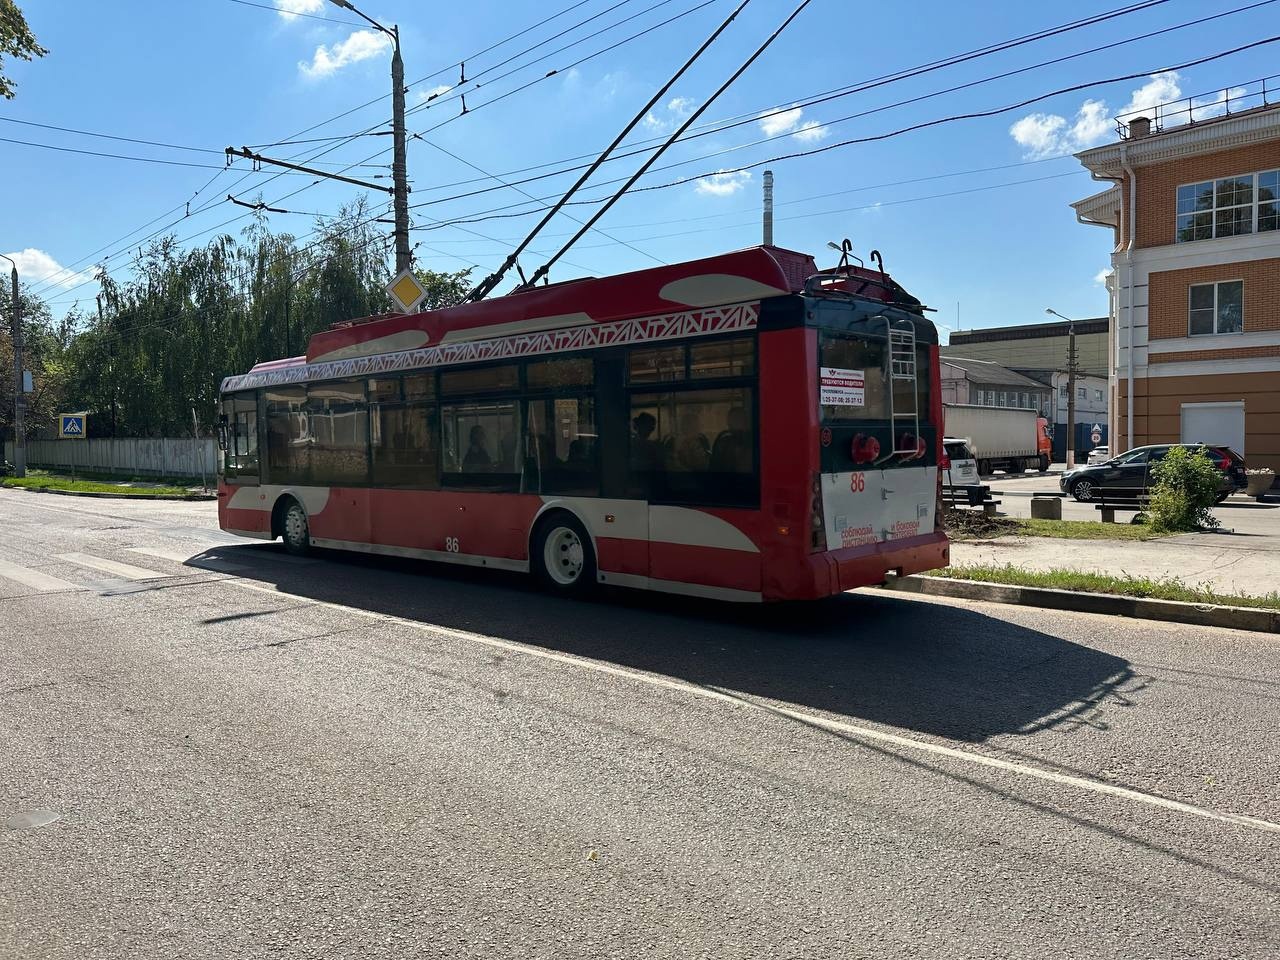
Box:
xmin=819 ymin=367 xmax=864 ymax=406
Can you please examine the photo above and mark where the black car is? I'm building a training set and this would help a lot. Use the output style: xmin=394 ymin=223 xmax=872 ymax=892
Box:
xmin=1059 ymin=443 xmax=1247 ymax=503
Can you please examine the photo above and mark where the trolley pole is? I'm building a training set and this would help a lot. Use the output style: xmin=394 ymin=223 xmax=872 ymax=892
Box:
xmin=3 ymin=254 xmax=24 ymax=477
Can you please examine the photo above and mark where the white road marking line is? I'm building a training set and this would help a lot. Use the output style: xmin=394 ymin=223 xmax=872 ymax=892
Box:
xmin=221 ymin=578 xmax=1280 ymax=836
xmin=0 ymin=558 xmax=79 ymax=593
xmin=128 ymin=547 xmax=246 ymax=572
xmin=55 ymin=553 xmax=169 ymax=582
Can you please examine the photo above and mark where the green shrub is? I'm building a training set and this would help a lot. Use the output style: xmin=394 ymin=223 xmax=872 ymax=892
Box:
xmin=1147 ymin=446 xmax=1221 ymax=532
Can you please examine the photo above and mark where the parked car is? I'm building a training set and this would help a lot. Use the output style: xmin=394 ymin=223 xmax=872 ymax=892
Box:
xmin=1086 ymin=445 xmax=1110 ymax=465
xmin=1059 ymin=444 xmax=1247 ymax=502
xmin=942 ymin=438 xmax=979 ymax=486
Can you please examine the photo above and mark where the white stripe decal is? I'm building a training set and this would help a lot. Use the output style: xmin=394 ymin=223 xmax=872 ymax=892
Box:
xmin=309 ymin=537 xmax=529 ymax=573
xmin=220 ymin=576 xmax=1280 ymax=836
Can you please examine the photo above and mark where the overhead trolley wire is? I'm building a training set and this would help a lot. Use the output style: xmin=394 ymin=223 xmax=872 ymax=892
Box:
xmin=525 ymin=0 xmax=817 ymax=287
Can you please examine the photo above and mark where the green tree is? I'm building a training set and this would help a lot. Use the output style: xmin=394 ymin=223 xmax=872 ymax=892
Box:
xmin=0 ymin=1 xmax=47 ymax=100
xmin=414 ymin=266 xmax=473 ymax=311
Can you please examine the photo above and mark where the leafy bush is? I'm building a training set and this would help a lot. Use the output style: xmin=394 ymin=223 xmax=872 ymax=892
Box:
xmin=1147 ymin=446 xmax=1221 ymax=532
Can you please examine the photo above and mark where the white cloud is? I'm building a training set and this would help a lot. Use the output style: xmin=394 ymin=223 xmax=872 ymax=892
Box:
xmin=759 ymin=105 xmax=803 ymax=137
xmin=275 ymin=0 xmax=324 ymax=19
xmin=419 ymin=84 xmax=452 ymax=103
xmin=642 ymin=96 xmax=695 ymax=133
xmin=299 ymin=29 xmax=392 ymax=79
xmin=695 ymin=170 xmax=751 ymax=197
xmin=794 ymin=120 xmax=828 ymax=143
xmin=1010 ymin=72 xmax=1185 ymax=158
xmin=3 ymin=248 xmax=95 ymax=290
xmin=1117 ymin=72 xmax=1181 ymax=118
xmin=758 ymin=105 xmax=831 ymax=142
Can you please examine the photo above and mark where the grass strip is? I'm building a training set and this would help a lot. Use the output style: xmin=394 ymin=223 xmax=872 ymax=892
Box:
xmin=932 ymin=563 xmax=1280 ymax=610
xmin=2 ymin=475 xmax=194 ymax=497
xmin=946 ymin=512 xmax=1160 ymax=541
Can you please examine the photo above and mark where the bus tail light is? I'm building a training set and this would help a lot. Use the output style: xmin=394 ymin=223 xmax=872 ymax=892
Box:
xmin=810 ymin=474 xmax=827 ymax=552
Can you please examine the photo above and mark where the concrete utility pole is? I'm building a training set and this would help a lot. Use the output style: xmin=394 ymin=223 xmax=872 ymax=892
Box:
xmin=762 ymin=170 xmax=774 ymax=246
xmin=3 ymin=254 xmax=24 ymax=477
xmin=329 ymin=0 xmax=410 ymax=273
xmin=1047 ymin=308 xmax=1080 ymax=468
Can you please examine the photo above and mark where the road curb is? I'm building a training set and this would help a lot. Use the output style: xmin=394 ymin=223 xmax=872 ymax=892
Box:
xmin=3 ymin=485 xmax=215 ymax=502
xmin=882 ymin=574 xmax=1280 ymax=634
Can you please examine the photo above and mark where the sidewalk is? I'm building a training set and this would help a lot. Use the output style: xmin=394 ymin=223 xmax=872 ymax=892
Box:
xmin=952 ymin=528 xmax=1280 ymax=598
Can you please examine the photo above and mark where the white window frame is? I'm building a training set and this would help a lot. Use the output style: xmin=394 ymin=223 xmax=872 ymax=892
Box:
xmin=1188 ymin=280 xmax=1244 ymax=337
xmin=1176 ymin=167 xmax=1280 ymax=243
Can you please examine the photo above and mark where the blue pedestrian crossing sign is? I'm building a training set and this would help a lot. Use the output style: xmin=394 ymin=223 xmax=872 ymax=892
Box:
xmin=59 ymin=413 xmax=88 ymax=439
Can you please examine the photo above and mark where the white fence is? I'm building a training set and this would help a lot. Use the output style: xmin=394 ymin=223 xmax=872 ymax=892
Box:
xmin=4 ymin=437 xmax=217 ymax=480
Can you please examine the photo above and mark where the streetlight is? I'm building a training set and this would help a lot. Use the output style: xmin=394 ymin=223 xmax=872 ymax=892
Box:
xmin=327 ymin=0 xmax=410 ymax=275
xmin=1045 ymin=307 xmax=1079 ymax=467
xmin=1 ymin=253 xmax=23 ymax=477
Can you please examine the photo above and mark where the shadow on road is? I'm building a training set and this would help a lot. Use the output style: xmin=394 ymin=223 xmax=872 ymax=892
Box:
xmin=193 ymin=543 xmax=1135 ymax=745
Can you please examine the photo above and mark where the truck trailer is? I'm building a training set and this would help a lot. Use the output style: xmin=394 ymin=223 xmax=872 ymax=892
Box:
xmin=943 ymin=404 xmax=1051 ymax=475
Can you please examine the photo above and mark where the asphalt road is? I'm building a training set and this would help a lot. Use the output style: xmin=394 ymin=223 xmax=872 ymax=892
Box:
xmin=1 ymin=488 xmax=1277 ymax=959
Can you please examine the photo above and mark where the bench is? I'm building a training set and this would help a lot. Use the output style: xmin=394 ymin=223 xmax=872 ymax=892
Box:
xmin=943 ymin=484 xmax=1002 ymax=515
xmin=1094 ymin=494 xmax=1149 ymax=524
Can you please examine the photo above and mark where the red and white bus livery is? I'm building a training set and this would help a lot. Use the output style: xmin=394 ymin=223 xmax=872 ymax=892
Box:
xmin=217 ymin=245 xmax=949 ymax=602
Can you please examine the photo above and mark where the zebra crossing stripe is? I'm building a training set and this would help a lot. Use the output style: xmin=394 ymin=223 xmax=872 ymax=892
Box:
xmin=55 ymin=553 xmax=168 ymax=581
xmin=0 ymin=559 xmax=78 ymax=593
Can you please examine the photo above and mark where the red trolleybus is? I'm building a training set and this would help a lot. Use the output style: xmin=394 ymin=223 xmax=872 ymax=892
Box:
xmin=217 ymin=246 xmax=949 ymax=602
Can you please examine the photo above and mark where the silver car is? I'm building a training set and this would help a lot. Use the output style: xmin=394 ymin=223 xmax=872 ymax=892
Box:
xmin=1087 ymin=445 xmax=1110 ymax=466
xmin=943 ymin=438 xmax=979 ymax=485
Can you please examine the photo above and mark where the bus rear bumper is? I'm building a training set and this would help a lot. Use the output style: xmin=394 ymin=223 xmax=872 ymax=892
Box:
xmin=787 ymin=531 xmax=949 ymax=600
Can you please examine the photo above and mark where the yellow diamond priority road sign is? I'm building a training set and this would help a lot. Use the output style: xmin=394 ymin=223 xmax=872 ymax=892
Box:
xmin=387 ymin=269 xmax=427 ymax=313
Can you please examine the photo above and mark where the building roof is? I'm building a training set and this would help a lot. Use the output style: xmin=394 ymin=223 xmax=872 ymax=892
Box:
xmin=947 ymin=317 xmax=1108 ymax=344
xmin=940 ymin=356 xmax=1049 ymax=389
xmin=1075 ymin=93 xmax=1280 ymax=175
xmin=1072 ymin=186 xmax=1121 ymax=226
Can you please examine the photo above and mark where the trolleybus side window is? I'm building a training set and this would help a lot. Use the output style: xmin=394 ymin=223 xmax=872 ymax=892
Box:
xmin=625 ymin=335 xmax=758 ymax=507
xmin=440 ymin=363 xmax=522 ymax=491
xmin=265 ymin=386 xmax=309 ymax=484
xmin=370 ymin=376 xmax=439 ymax=489
xmin=223 ymin=393 xmax=259 ymax=480
xmin=307 ymin=380 xmax=369 ymax=486
xmin=525 ymin=357 xmax=598 ymax=496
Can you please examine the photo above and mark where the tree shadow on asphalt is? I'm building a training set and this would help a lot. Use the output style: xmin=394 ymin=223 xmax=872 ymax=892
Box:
xmin=193 ymin=543 xmax=1135 ymax=745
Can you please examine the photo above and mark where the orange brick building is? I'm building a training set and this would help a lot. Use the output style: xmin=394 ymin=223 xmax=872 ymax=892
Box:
xmin=1072 ymin=95 xmax=1280 ymax=471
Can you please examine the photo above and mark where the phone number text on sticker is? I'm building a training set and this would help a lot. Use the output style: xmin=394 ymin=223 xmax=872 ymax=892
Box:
xmin=820 ymin=367 xmax=865 ymax=407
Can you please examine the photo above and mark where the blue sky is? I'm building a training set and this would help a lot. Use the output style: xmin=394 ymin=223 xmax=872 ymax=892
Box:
xmin=4 ymin=0 xmax=1279 ymax=341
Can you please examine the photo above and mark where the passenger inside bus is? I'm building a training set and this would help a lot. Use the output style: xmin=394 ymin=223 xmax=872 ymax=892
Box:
xmin=463 ymin=426 xmax=491 ymax=469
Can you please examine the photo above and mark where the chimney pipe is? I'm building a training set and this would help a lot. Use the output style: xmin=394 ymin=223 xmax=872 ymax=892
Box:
xmin=762 ymin=169 xmax=774 ymax=246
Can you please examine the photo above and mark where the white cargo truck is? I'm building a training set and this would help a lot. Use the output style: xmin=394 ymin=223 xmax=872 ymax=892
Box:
xmin=943 ymin=404 xmax=1051 ymax=475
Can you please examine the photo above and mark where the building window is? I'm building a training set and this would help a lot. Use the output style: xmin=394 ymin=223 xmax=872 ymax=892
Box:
xmin=1177 ymin=169 xmax=1280 ymax=242
xmin=1094 ymin=389 xmax=1103 ymax=402
xmin=1078 ymin=386 xmax=1087 ymax=400
xmin=1188 ymin=280 xmax=1243 ymax=336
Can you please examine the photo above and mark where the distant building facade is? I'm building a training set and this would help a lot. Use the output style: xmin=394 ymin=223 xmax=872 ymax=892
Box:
xmin=1072 ymin=87 xmax=1280 ymax=470
xmin=944 ymin=318 xmax=1110 ymax=458
xmin=945 ymin=317 xmax=1109 ymax=378
xmin=939 ymin=357 xmax=1051 ymax=413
